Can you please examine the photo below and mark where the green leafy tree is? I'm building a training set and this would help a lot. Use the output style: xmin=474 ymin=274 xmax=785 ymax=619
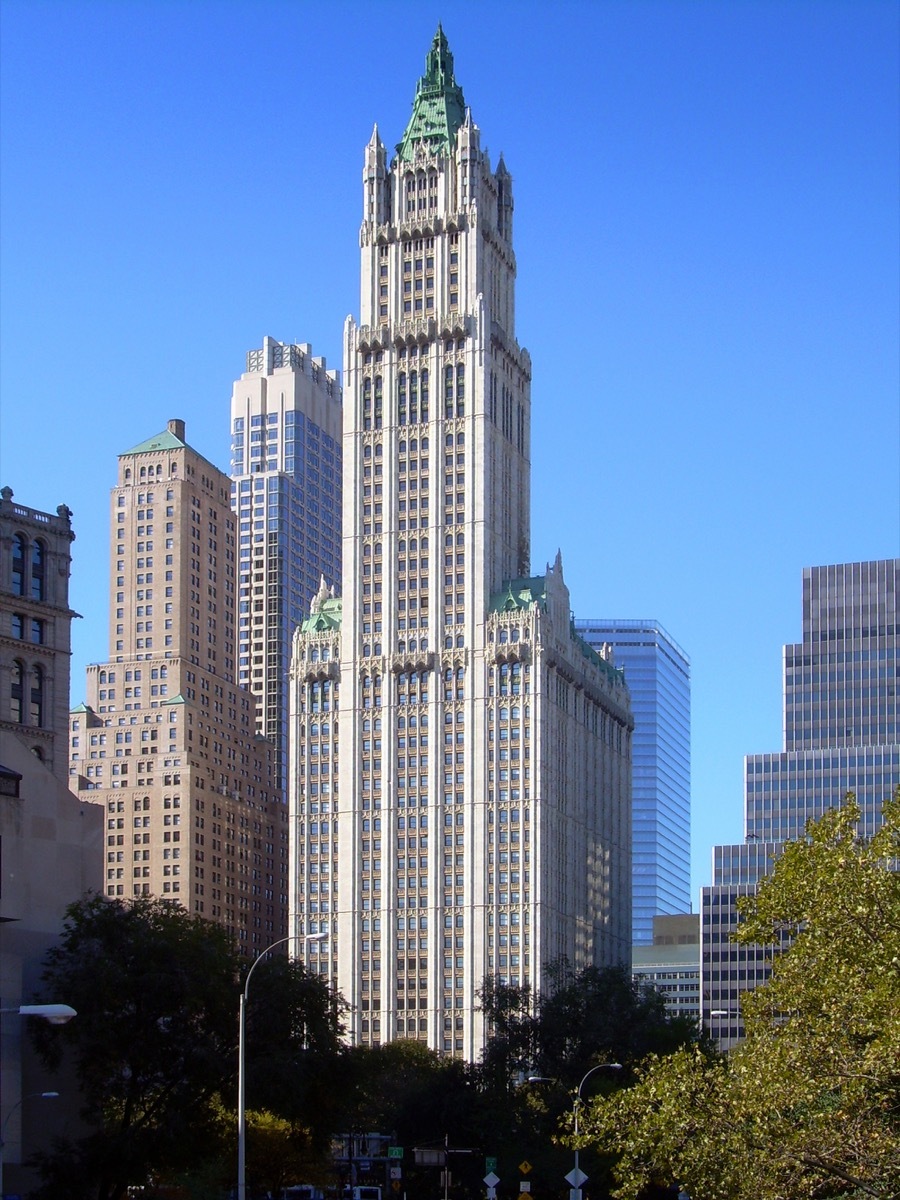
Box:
xmin=479 ymin=962 xmax=699 ymax=1087
xmin=28 ymin=894 xmax=239 ymax=1200
xmin=28 ymin=896 xmax=347 ymax=1200
xmin=476 ymin=964 xmax=699 ymax=1198
xmin=582 ymin=794 xmax=900 ymax=1199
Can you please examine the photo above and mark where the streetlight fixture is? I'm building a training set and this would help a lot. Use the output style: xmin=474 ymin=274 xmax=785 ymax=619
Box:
xmin=568 ymin=1063 xmax=622 ymax=1199
xmin=0 ymin=1004 xmax=76 ymax=1024
xmin=0 ymin=1094 xmax=60 ymax=1195
xmin=237 ymin=931 xmax=328 ymax=1200
xmin=525 ymin=1062 xmax=622 ymax=1199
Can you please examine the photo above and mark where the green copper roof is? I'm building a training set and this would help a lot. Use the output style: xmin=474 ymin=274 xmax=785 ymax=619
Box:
xmin=121 ymin=429 xmax=186 ymax=456
xmin=397 ymin=26 xmax=467 ymax=162
xmin=300 ymin=596 xmax=342 ymax=634
xmin=489 ymin=577 xmax=548 ymax=613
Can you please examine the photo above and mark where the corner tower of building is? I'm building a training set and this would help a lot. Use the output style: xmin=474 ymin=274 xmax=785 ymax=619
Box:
xmin=290 ymin=32 xmax=632 ymax=1056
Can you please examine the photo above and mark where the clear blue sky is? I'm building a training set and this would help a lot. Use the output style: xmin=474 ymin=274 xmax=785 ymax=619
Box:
xmin=2 ymin=0 xmax=898 ymax=897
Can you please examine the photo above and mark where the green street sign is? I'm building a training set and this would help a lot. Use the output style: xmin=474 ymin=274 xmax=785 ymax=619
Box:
xmin=388 ymin=1147 xmax=404 ymax=1159
xmin=485 ymin=1157 xmax=498 ymax=1173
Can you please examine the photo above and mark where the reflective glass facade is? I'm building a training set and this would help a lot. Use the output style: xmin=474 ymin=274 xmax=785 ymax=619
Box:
xmin=703 ymin=560 xmax=899 ymax=1048
xmin=576 ymin=619 xmax=691 ymax=945
xmin=231 ymin=338 xmax=342 ymax=790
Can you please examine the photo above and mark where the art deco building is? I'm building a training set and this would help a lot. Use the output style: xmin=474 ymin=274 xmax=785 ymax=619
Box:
xmin=69 ymin=421 xmax=288 ymax=953
xmin=230 ymin=337 xmax=342 ymax=790
xmin=576 ymin=619 xmax=691 ymax=945
xmin=702 ymin=559 xmax=899 ymax=1048
xmin=289 ymin=30 xmax=633 ymax=1057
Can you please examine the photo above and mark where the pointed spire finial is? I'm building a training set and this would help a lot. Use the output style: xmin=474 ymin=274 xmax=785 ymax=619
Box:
xmin=397 ymin=27 xmax=467 ymax=161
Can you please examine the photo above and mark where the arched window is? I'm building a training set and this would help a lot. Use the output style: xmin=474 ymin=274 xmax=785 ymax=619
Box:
xmin=31 ymin=540 xmax=45 ymax=600
xmin=11 ymin=659 xmax=24 ymax=722
xmin=12 ymin=534 xmax=26 ymax=595
xmin=30 ymin=664 xmax=44 ymax=726
xmin=409 ymin=371 xmax=418 ymax=424
xmin=398 ymin=374 xmax=407 ymax=424
xmin=420 ymin=369 xmax=429 ymax=421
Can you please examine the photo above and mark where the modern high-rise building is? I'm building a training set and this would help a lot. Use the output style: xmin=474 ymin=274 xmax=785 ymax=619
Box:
xmin=289 ymin=29 xmax=633 ymax=1058
xmin=230 ymin=336 xmax=342 ymax=790
xmin=702 ymin=559 xmax=899 ymax=1048
xmin=69 ymin=420 xmax=289 ymax=954
xmin=576 ymin=619 xmax=691 ymax=945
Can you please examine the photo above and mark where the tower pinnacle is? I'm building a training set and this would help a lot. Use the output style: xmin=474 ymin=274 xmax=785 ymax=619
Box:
xmin=396 ymin=26 xmax=467 ymax=161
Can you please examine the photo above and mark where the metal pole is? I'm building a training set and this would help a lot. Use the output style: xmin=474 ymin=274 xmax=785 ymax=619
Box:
xmin=572 ymin=1063 xmax=622 ymax=1199
xmin=237 ymin=931 xmax=326 ymax=1200
xmin=237 ymin=990 xmax=247 ymax=1200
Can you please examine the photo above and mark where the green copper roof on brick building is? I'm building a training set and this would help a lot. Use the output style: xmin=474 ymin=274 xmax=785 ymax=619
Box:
xmin=396 ymin=25 xmax=467 ymax=162
xmin=121 ymin=428 xmax=186 ymax=456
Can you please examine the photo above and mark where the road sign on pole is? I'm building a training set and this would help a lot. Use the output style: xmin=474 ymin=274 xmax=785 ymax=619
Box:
xmin=485 ymin=1157 xmax=498 ymax=1173
xmin=388 ymin=1147 xmax=404 ymax=1159
xmin=484 ymin=1172 xmax=501 ymax=1189
xmin=566 ymin=1168 xmax=588 ymax=1188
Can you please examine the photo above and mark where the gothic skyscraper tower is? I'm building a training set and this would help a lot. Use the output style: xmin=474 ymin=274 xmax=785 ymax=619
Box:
xmin=290 ymin=30 xmax=632 ymax=1056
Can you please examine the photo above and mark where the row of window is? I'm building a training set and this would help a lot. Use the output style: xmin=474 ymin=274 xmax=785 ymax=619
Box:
xmin=10 ymin=534 xmax=46 ymax=600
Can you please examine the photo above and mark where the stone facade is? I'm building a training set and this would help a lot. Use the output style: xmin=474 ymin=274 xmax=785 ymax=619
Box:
xmin=68 ymin=421 xmax=288 ymax=954
xmin=0 ymin=486 xmax=78 ymax=780
xmin=288 ymin=30 xmax=632 ymax=1057
xmin=0 ymin=490 xmax=103 ymax=1193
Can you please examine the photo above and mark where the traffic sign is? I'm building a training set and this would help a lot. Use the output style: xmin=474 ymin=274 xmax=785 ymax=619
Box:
xmin=487 ymin=1190 xmax=497 ymax=1200
xmin=566 ymin=1168 xmax=588 ymax=1188
xmin=390 ymin=1168 xmax=402 ymax=1179
xmin=485 ymin=1157 xmax=498 ymax=1173
xmin=392 ymin=1182 xmax=401 ymax=1192
xmin=388 ymin=1147 xmax=404 ymax=1159
xmin=519 ymin=1160 xmax=533 ymax=1175
xmin=484 ymin=1172 xmax=501 ymax=1188
xmin=520 ymin=1184 xmax=531 ymax=1193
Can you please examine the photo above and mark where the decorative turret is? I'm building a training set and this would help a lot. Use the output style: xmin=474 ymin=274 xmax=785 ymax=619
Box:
xmin=396 ymin=25 xmax=467 ymax=161
xmin=364 ymin=124 xmax=389 ymax=226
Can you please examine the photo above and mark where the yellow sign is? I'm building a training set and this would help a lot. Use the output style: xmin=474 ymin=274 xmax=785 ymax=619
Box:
xmin=519 ymin=1161 xmax=533 ymax=1175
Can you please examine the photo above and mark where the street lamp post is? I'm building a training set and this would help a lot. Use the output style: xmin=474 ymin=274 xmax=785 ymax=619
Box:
xmin=237 ymin=931 xmax=327 ymax=1200
xmin=570 ymin=1063 xmax=622 ymax=1199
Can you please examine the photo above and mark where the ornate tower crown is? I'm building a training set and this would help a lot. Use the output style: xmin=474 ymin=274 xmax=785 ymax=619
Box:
xmin=396 ymin=25 xmax=467 ymax=161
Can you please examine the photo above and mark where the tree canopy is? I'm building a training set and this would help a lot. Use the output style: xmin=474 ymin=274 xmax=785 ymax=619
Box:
xmin=29 ymin=895 xmax=343 ymax=1200
xmin=582 ymin=794 xmax=900 ymax=1199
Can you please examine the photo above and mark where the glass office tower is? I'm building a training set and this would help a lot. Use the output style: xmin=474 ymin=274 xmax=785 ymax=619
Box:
xmin=702 ymin=560 xmax=899 ymax=1048
xmin=230 ymin=337 xmax=342 ymax=790
xmin=576 ymin=619 xmax=691 ymax=945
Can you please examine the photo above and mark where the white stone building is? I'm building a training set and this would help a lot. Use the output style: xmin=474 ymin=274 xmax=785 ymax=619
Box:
xmin=289 ymin=29 xmax=632 ymax=1057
